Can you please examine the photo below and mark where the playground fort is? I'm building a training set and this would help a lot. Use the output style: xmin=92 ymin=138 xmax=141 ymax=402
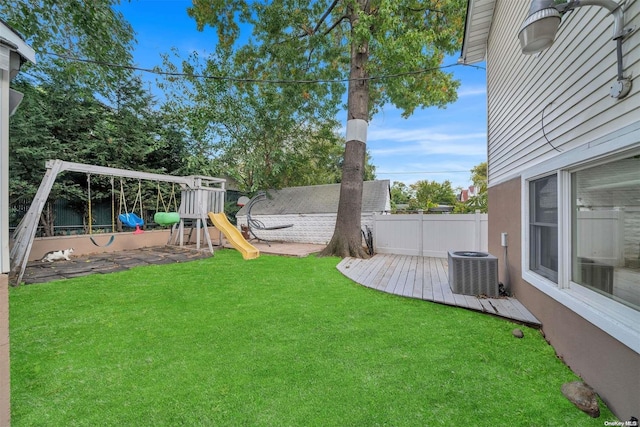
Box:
xmin=10 ymin=159 xmax=260 ymax=285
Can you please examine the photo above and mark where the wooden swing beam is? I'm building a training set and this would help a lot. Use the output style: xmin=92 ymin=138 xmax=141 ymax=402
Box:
xmin=10 ymin=159 xmax=226 ymax=285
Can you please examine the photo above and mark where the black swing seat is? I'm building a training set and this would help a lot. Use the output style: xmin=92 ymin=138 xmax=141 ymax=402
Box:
xmin=90 ymin=235 xmax=116 ymax=247
xmin=246 ymin=192 xmax=293 ymax=244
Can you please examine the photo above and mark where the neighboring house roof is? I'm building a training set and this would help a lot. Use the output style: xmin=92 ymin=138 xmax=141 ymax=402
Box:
xmin=458 ymin=185 xmax=478 ymax=202
xmin=237 ymin=180 xmax=391 ymax=216
xmin=459 ymin=0 xmax=496 ymax=65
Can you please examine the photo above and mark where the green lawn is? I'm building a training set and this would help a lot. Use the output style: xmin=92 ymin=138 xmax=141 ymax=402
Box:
xmin=10 ymin=250 xmax=615 ymax=426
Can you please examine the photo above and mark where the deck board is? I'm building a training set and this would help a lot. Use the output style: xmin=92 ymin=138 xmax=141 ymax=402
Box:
xmin=412 ymin=256 xmax=424 ymax=299
xmin=394 ymin=256 xmax=412 ymax=295
xmin=374 ymin=254 xmax=400 ymax=291
xmin=429 ymin=258 xmax=445 ymax=304
xmin=421 ymin=257 xmax=434 ymax=301
xmin=385 ymin=255 xmax=407 ymax=294
xmin=338 ymin=254 xmax=541 ymax=327
xmin=358 ymin=253 xmax=387 ymax=288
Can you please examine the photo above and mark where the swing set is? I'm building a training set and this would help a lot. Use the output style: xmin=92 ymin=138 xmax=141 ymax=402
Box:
xmin=87 ymin=175 xmax=181 ymax=245
xmin=11 ymin=159 xmax=226 ymax=285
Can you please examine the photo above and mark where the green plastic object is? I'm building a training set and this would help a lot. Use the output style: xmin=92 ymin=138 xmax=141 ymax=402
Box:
xmin=154 ymin=212 xmax=180 ymax=227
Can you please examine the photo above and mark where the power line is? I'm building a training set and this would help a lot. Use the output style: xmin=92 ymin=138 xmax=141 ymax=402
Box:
xmin=377 ymin=170 xmax=470 ymax=174
xmin=44 ymin=51 xmax=485 ymax=85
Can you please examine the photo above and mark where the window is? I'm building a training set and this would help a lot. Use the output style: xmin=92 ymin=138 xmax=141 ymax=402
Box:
xmin=572 ymin=155 xmax=640 ymax=311
xmin=530 ymin=175 xmax=558 ymax=282
xmin=522 ymin=139 xmax=640 ymax=351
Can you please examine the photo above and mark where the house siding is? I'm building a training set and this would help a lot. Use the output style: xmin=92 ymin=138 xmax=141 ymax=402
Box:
xmin=487 ymin=2 xmax=640 ymax=187
xmin=489 ymin=179 xmax=640 ymax=419
xmin=480 ymin=1 xmax=640 ymax=419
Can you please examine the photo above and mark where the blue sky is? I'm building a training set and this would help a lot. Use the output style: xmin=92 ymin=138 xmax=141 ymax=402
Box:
xmin=115 ymin=0 xmax=487 ymax=190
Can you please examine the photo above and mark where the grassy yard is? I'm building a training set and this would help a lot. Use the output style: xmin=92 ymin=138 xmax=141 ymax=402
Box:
xmin=10 ymin=250 xmax=614 ymax=426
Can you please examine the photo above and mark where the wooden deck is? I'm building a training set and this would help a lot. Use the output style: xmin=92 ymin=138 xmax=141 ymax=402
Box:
xmin=337 ymin=254 xmax=541 ymax=327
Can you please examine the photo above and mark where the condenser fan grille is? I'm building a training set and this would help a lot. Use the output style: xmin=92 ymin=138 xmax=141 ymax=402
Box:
xmin=448 ymin=250 xmax=499 ymax=296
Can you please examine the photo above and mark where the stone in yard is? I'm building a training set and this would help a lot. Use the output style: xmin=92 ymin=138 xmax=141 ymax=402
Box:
xmin=512 ymin=328 xmax=524 ymax=338
xmin=561 ymin=381 xmax=600 ymax=418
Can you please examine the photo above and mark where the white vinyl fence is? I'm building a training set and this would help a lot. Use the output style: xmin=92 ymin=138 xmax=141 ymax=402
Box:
xmin=372 ymin=211 xmax=488 ymax=258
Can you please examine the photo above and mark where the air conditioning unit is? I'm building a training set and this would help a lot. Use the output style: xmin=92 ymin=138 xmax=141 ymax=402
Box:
xmin=448 ymin=251 xmax=499 ymax=297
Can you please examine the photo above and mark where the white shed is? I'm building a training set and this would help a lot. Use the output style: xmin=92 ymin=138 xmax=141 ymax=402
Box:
xmin=236 ymin=180 xmax=391 ymax=244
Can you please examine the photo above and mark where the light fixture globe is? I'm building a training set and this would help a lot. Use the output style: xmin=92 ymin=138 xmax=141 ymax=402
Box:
xmin=519 ymin=6 xmax=562 ymax=54
xmin=516 ymin=0 xmax=633 ymax=98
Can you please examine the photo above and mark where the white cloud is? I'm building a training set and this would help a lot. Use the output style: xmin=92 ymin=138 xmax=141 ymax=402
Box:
xmin=371 ymin=142 xmax=486 ymax=157
xmin=369 ymin=127 xmax=485 ymax=143
xmin=367 ymin=127 xmax=487 ymax=157
xmin=457 ymin=85 xmax=487 ymax=98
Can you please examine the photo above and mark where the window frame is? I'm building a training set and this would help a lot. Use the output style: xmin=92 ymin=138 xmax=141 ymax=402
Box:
xmin=529 ymin=174 xmax=559 ymax=283
xmin=521 ymin=143 xmax=640 ymax=353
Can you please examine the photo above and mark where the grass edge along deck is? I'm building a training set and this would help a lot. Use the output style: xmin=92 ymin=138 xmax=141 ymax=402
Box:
xmin=338 ymin=254 xmax=541 ymax=327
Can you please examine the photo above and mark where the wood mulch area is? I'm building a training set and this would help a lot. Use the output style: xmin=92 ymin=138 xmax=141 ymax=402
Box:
xmin=18 ymin=242 xmax=326 ymax=285
xmin=19 ymin=246 xmax=212 ymax=285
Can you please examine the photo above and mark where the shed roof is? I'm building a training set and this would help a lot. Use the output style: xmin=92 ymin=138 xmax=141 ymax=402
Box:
xmin=237 ymin=180 xmax=391 ymax=216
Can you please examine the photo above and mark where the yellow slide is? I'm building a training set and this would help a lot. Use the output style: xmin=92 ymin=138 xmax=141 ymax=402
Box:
xmin=208 ymin=212 xmax=260 ymax=260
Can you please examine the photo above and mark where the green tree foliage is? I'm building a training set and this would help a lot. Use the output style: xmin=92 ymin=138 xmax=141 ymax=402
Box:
xmin=390 ymin=181 xmax=413 ymax=211
xmin=3 ymin=1 xmax=197 ymax=234
xmin=0 ymin=0 xmax=135 ymax=99
xmin=453 ymin=161 xmax=488 ymax=213
xmin=186 ymin=0 xmax=466 ymax=257
xmin=8 ymin=76 xmax=190 ymax=235
xmin=159 ymin=46 xmax=372 ymax=193
xmin=470 ymin=161 xmax=487 ymax=192
xmin=410 ymin=179 xmax=457 ymax=210
xmin=187 ymin=0 xmax=464 ymax=116
xmin=466 ymin=161 xmax=488 ymax=213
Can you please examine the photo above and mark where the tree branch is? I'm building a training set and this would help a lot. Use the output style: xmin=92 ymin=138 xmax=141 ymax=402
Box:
xmin=297 ymin=0 xmax=342 ymax=38
xmin=405 ymin=7 xmax=443 ymax=14
xmin=314 ymin=0 xmax=340 ymax=34
xmin=323 ymin=15 xmax=348 ymax=36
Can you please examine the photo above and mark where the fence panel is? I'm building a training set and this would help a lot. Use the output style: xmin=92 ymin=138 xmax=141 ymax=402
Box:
xmin=373 ymin=212 xmax=488 ymax=258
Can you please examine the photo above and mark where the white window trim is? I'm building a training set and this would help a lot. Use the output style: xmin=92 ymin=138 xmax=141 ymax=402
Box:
xmin=520 ymin=129 xmax=640 ymax=354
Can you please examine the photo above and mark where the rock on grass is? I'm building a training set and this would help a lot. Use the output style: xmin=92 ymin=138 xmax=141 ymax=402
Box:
xmin=561 ymin=381 xmax=600 ymax=418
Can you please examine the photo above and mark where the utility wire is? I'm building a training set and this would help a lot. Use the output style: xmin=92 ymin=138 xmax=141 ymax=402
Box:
xmin=541 ymin=102 xmax=562 ymax=152
xmin=377 ymin=170 xmax=470 ymax=174
xmin=44 ymin=51 xmax=486 ymax=85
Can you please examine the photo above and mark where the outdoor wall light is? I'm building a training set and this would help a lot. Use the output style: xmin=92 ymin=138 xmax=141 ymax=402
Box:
xmin=518 ymin=0 xmax=636 ymax=99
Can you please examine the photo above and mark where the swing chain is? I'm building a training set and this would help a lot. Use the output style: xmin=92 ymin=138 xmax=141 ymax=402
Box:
xmin=87 ymin=173 xmax=92 ymax=235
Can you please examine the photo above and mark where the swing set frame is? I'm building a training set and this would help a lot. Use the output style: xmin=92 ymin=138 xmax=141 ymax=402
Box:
xmin=11 ymin=159 xmax=226 ymax=285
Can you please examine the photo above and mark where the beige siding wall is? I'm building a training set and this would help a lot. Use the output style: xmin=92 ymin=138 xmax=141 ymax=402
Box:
xmin=488 ymin=179 xmax=640 ymax=419
xmin=483 ymin=2 xmax=640 ymax=419
xmin=487 ymin=2 xmax=640 ymax=186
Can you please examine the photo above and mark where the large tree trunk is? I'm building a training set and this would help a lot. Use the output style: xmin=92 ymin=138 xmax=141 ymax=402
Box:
xmin=320 ymin=0 xmax=370 ymax=259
